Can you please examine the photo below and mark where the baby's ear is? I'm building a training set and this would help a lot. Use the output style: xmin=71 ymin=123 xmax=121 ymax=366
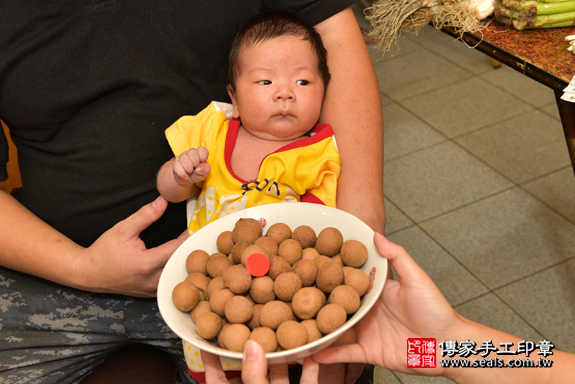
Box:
xmin=226 ymin=84 xmax=241 ymax=119
xmin=226 ymin=84 xmax=235 ymax=101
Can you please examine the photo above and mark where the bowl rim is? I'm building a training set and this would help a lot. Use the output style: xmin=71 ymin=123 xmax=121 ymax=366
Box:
xmin=157 ymin=202 xmax=387 ymax=363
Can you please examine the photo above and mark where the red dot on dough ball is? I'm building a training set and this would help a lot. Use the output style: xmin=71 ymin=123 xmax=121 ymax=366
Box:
xmin=246 ymin=253 xmax=270 ymax=277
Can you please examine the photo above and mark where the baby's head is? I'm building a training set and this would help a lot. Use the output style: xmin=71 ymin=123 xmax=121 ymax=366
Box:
xmin=227 ymin=10 xmax=331 ymax=141
xmin=228 ymin=10 xmax=331 ymax=95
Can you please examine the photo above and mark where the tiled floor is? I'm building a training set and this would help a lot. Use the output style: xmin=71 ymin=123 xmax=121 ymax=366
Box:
xmin=353 ymin=5 xmax=575 ymax=384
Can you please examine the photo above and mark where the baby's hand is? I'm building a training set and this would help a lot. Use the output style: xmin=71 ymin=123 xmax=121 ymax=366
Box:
xmin=172 ymin=146 xmax=210 ymax=185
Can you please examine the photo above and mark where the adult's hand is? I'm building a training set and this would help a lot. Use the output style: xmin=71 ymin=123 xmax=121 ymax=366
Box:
xmin=202 ymin=340 xmax=320 ymax=384
xmin=0 ymin=192 xmax=184 ymax=296
xmin=77 ymin=196 xmax=187 ymax=297
xmin=312 ymin=232 xmax=458 ymax=377
xmin=315 ymin=233 xmax=575 ymax=384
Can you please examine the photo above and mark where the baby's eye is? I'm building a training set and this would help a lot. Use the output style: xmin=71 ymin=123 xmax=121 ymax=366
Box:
xmin=258 ymin=80 xmax=271 ymax=85
xmin=296 ymin=80 xmax=309 ymax=85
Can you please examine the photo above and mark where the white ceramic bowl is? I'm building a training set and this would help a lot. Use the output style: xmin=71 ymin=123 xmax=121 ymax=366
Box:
xmin=157 ymin=202 xmax=387 ymax=365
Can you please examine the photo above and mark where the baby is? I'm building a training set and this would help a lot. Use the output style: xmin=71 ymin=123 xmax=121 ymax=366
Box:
xmin=157 ymin=9 xmax=340 ymax=382
xmin=157 ymin=9 xmax=340 ymax=235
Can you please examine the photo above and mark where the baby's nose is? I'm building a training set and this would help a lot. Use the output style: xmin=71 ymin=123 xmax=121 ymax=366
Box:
xmin=274 ymin=85 xmax=295 ymax=100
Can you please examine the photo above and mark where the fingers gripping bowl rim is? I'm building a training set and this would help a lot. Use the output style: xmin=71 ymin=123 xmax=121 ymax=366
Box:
xmin=157 ymin=202 xmax=387 ymax=365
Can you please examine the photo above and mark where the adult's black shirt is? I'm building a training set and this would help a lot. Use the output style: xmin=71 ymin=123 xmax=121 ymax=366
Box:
xmin=0 ymin=0 xmax=354 ymax=247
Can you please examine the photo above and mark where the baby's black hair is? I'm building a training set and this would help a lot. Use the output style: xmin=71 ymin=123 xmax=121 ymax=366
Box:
xmin=228 ymin=9 xmax=331 ymax=93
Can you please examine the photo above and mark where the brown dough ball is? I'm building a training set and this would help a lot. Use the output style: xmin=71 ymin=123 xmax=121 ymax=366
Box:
xmin=224 ymin=295 xmax=254 ymax=324
xmin=273 ymin=272 xmax=302 ymax=302
xmin=255 ymin=236 xmax=279 ymax=256
xmin=316 ymin=303 xmax=347 ymax=334
xmin=230 ymin=240 xmax=250 ymax=265
xmin=207 ymin=276 xmax=226 ymax=299
xmin=245 ymin=294 xmax=255 ymax=305
xmin=314 ymin=255 xmax=333 ymax=267
xmin=172 ymin=281 xmax=200 ymax=312
xmin=328 ymin=285 xmax=361 ymax=314
xmin=186 ymin=249 xmax=210 ymax=275
xmin=268 ymin=255 xmax=291 ymax=280
xmin=216 ymin=231 xmax=234 ymax=255
xmin=278 ymin=239 xmax=303 ymax=266
xmin=249 ymin=276 xmax=276 ymax=304
xmin=240 ymin=244 xmax=269 ymax=266
xmin=300 ymin=319 xmax=323 ymax=343
xmin=249 ymin=327 xmax=278 ymax=353
xmin=184 ymin=272 xmax=210 ymax=298
xmin=232 ymin=226 xmax=260 ymax=245
xmin=340 ymin=240 xmax=368 ymax=268
xmin=232 ymin=218 xmax=261 ymax=244
xmin=238 ymin=218 xmax=263 ymax=236
xmin=259 ymin=300 xmax=293 ymax=330
xmin=291 ymin=225 xmax=317 ymax=248
xmin=315 ymin=227 xmax=344 ymax=257
xmin=291 ymin=259 xmax=318 ymax=287
xmin=316 ymin=261 xmax=344 ymax=294
xmin=276 ymin=320 xmax=308 ymax=350
xmin=302 ymin=247 xmax=321 ymax=261
xmin=291 ymin=287 xmax=325 ymax=320
xmin=331 ymin=254 xmax=344 ymax=267
xmin=221 ymin=323 xmax=251 ymax=352
xmin=191 ymin=300 xmax=212 ymax=323
xmin=266 ymin=223 xmax=292 ymax=245
xmin=223 ymin=264 xmax=252 ymax=294
xmin=206 ymin=253 xmax=232 ymax=278
xmin=218 ymin=323 xmax=231 ymax=349
xmin=196 ymin=312 xmax=222 ymax=340
xmin=344 ymin=268 xmax=371 ymax=296
xmin=209 ymin=288 xmax=234 ymax=316
xmin=248 ymin=304 xmax=263 ymax=330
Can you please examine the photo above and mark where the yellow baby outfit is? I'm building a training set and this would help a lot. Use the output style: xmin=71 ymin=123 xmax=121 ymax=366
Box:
xmin=165 ymin=101 xmax=340 ymax=380
xmin=165 ymin=101 xmax=341 ymax=236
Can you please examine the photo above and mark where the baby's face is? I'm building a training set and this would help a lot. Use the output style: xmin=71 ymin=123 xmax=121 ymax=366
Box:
xmin=228 ymin=35 xmax=325 ymax=141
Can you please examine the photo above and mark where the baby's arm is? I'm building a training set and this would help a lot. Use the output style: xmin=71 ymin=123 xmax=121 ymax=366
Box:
xmin=157 ymin=146 xmax=210 ymax=203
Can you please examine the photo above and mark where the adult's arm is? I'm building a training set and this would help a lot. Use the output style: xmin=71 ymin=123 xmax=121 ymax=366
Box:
xmin=312 ymin=8 xmax=385 ymax=384
xmin=315 ymin=7 xmax=386 ymax=234
xmin=313 ymin=233 xmax=573 ymax=384
xmin=0 ymin=190 xmax=185 ymax=297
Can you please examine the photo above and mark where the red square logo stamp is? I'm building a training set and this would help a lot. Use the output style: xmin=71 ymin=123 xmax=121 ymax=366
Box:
xmin=407 ymin=338 xmax=436 ymax=368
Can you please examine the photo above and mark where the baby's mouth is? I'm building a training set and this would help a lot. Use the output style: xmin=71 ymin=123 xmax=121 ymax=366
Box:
xmin=276 ymin=110 xmax=293 ymax=117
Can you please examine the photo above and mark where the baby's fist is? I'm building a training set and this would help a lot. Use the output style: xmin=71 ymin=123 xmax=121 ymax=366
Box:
xmin=172 ymin=146 xmax=210 ymax=184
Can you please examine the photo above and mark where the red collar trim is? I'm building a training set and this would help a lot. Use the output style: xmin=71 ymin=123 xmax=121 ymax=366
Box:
xmin=224 ymin=119 xmax=334 ymax=183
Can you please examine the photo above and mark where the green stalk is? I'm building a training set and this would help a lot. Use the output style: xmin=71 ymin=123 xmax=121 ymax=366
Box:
xmin=533 ymin=9 xmax=575 ymax=24
xmin=514 ymin=18 xmax=575 ymax=28
xmin=500 ymin=0 xmax=575 ymax=14
xmin=534 ymin=0 xmax=575 ymax=14
xmin=512 ymin=10 xmax=575 ymax=28
xmin=495 ymin=6 xmax=536 ymax=19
